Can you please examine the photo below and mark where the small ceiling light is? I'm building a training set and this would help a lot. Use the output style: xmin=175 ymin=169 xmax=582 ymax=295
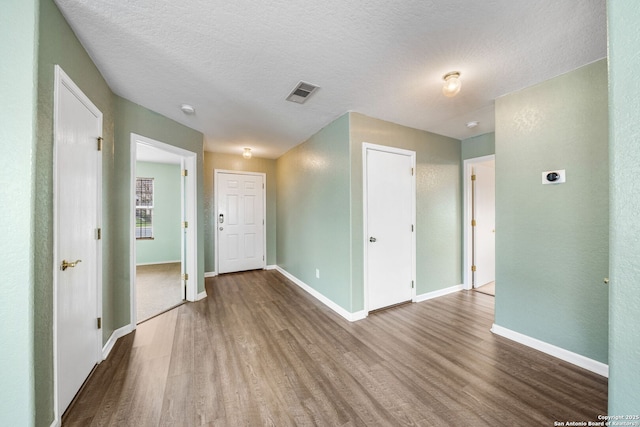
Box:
xmin=466 ymin=121 xmax=479 ymax=129
xmin=442 ymin=71 xmax=461 ymax=97
xmin=242 ymin=148 xmax=252 ymax=159
xmin=180 ymin=104 xmax=195 ymax=114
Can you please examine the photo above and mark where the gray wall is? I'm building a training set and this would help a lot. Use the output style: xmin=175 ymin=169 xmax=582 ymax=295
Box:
xmin=494 ymin=59 xmax=609 ymax=363
xmin=0 ymin=0 xmax=38 ymax=425
xmin=204 ymin=152 xmax=277 ymax=272
xmin=607 ymin=0 xmax=640 ymax=414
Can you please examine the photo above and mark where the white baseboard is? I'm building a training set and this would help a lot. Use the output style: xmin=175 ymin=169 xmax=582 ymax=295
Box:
xmin=204 ymin=271 xmax=217 ymax=278
xmin=102 ymin=324 xmax=134 ymax=360
xmin=264 ymin=264 xmax=277 ymax=270
xmin=414 ymin=284 xmax=462 ymax=303
xmin=491 ymin=324 xmax=609 ymax=378
xmin=196 ymin=291 xmax=207 ymax=301
xmin=275 ymin=266 xmax=367 ymax=322
xmin=49 ymin=418 xmax=60 ymax=427
xmin=135 ymin=260 xmax=181 ymax=266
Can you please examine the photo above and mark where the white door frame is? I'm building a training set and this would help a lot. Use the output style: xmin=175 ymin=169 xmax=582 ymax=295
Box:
xmin=362 ymin=142 xmax=416 ymax=312
xmin=129 ymin=133 xmax=198 ymax=327
xmin=53 ymin=65 xmax=103 ymax=421
xmin=463 ymin=154 xmax=495 ymax=290
xmin=214 ymin=169 xmax=267 ymax=274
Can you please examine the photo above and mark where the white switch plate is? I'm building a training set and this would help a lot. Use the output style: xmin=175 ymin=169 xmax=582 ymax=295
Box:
xmin=316 ymin=269 xmax=320 ymax=279
xmin=542 ymin=169 xmax=566 ymax=185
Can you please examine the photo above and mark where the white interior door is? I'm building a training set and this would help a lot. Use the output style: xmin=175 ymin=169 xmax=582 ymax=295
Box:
xmin=54 ymin=66 xmax=101 ymax=415
xmin=217 ymin=172 xmax=265 ymax=274
xmin=365 ymin=145 xmax=415 ymax=311
xmin=473 ymin=160 xmax=496 ymax=287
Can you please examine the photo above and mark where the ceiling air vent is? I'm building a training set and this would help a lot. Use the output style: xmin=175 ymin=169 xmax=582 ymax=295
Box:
xmin=286 ymin=81 xmax=320 ymax=104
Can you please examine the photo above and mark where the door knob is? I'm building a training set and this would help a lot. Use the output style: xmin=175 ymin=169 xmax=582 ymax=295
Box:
xmin=61 ymin=259 xmax=82 ymax=271
xmin=369 ymin=237 xmax=377 ymax=242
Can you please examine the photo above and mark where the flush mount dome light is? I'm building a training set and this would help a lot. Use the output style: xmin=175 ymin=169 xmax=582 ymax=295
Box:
xmin=466 ymin=121 xmax=479 ymax=128
xmin=180 ymin=104 xmax=195 ymax=114
xmin=442 ymin=71 xmax=461 ymax=97
xmin=242 ymin=148 xmax=252 ymax=159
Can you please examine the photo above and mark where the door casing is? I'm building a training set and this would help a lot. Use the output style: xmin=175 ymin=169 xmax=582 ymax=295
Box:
xmin=53 ymin=64 xmax=103 ymax=421
xmin=129 ymin=133 xmax=198 ymax=327
xmin=362 ymin=142 xmax=416 ymax=313
xmin=214 ymin=169 xmax=267 ymax=274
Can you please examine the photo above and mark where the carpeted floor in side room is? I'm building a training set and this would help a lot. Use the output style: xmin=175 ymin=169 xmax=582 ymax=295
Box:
xmin=136 ymin=262 xmax=183 ymax=323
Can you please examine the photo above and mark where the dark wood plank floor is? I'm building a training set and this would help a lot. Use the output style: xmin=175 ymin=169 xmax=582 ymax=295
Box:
xmin=63 ymin=270 xmax=607 ymax=426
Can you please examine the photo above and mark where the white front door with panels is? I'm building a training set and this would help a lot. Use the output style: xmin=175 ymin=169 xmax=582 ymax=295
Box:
xmin=472 ymin=160 xmax=496 ymax=287
xmin=364 ymin=144 xmax=415 ymax=311
xmin=54 ymin=66 xmax=102 ymax=416
xmin=217 ymin=171 xmax=266 ymax=274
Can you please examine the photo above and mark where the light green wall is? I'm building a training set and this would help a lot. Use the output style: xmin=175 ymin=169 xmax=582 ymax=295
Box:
xmin=461 ymin=132 xmax=495 ymax=160
xmin=0 ymin=1 xmax=38 ymax=425
xmin=608 ymin=1 xmax=640 ymax=414
xmin=350 ymin=113 xmax=462 ymax=309
xmin=277 ymin=114 xmax=352 ymax=310
xmin=494 ymin=60 xmax=609 ymax=363
xmin=114 ymin=96 xmax=205 ymax=315
xmin=33 ymin=2 xmax=204 ymax=424
xmin=35 ymin=0 xmax=116 ymax=423
xmin=203 ymin=152 xmax=277 ymax=272
xmin=135 ymin=162 xmax=181 ymax=265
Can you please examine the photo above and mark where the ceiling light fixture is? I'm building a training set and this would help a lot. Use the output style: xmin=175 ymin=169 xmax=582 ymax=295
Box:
xmin=242 ymin=148 xmax=252 ymax=159
xmin=466 ymin=121 xmax=479 ymax=129
xmin=442 ymin=71 xmax=461 ymax=97
xmin=180 ymin=104 xmax=195 ymax=114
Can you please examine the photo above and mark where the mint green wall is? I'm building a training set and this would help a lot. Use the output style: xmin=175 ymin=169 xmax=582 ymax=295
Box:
xmin=462 ymin=132 xmax=495 ymax=160
xmin=204 ymin=152 xmax=277 ymax=272
xmin=1 ymin=1 xmax=38 ymax=425
xmin=494 ymin=60 xmax=609 ymax=363
xmin=35 ymin=0 xmax=116 ymax=423
xmin=350 ymin=113 xmax=462 ymax=309
xmin=135 ymin=162 xmax=181 ymax=265
xmin=114 ymin=96 xmax=205 ymax=317
xmin=608 ymin=1 xmax=640 ymax=414
xmin=277 ymin=114 xmax=352 ymax=310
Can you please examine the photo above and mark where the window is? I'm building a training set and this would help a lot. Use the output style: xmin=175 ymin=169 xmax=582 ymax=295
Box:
xmin=136 ymin=177 xmax=154 ymax=239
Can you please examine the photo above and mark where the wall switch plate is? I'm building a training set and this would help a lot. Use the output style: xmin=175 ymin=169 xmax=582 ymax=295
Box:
xmin=542 ymin=169 xmax=566 ymax=184
xmin=316 ymin=269 xmax=320 ymax=279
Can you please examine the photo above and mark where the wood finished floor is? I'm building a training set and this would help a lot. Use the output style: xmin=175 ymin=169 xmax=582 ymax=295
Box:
xmin=63 ymin=270 xmax=607 ymax=426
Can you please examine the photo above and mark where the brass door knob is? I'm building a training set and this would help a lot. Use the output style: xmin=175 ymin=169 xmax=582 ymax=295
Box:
xmin=61 ymin=259 xmax=82 ymax=271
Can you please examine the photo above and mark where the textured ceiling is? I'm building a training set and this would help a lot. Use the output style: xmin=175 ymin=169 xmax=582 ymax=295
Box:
xmin=54 ymin=0 xmax=607 ymax=159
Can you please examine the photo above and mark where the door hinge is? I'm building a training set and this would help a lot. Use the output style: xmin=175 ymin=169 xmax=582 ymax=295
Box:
xmin=471 ymin=174 xmax=476 ymax=181
xmin=97 ymin=317 xmax=102 ymax=329
xmin=262 ymin=183 xmax=265 ymax=189
xmin=182 ymin=169 xmax=188 ymax=177
xmin=471 ymin=219 xmax=476 ymax=227
xmin=471 ymin=265 xmax=477 ymax=272
xmin=182 ymin=273 xmax=189 ymax=281
xmin=411 ymin=280 xmax=414 ymax=289
xmin=411 ymin=224 xmax=414 ymax=232
xmin=96 ymin=228 xmax=102 ymax=240
xmin=182 ymin=221 xmax=188 ymax=228
xmin=411 ymin=167 xmax=414 ymax=176
xmin=263 ymin=255 xmax=265 ymax=261
xmin=97 ymin=137 xmax=103 ymax=151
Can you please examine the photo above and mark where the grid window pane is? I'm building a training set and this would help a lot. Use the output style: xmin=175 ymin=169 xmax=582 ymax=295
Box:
xmin=136 ymin=178 xmax=153 ymax=238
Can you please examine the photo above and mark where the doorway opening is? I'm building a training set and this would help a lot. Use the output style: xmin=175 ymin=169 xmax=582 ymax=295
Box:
xmin=463 ymin=155 xmax=496 ymax=296
xmin=130 ymin=134 xmax=198 ymax=326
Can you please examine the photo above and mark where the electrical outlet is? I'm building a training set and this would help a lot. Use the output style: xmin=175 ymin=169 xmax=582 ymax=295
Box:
xmin=316 ymin=269 xmax=320 ymax=279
